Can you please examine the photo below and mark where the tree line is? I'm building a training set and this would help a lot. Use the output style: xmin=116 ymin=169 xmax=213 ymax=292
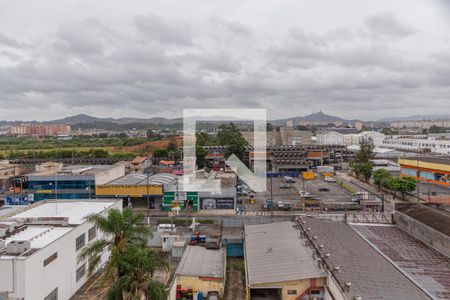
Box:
xmin=351 ymin=138 xmax=416 ymax=200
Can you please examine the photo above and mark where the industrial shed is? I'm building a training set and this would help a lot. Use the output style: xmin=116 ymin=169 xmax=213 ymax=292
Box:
xmin=244 ymin=221 xmax=326 ymax=300
xmin=173 ymin=246 xmax=226 ymax=298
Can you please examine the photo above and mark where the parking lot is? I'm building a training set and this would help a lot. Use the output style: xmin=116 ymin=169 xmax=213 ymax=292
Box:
xmin=237 ymin=174 xmax=358 ymax=212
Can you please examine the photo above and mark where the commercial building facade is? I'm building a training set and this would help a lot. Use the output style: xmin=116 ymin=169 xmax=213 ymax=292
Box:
xmin=399 ymin=156 xmax=450 ymax=187
xmin=25 ymin=163 xmax=125 ymax=202
xmin=96 ymin=173 xmax=176 ymax=208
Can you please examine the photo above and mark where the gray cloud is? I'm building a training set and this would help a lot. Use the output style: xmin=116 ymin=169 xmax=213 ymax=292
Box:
xmin=365 ymin=13 xmax=417 ymax=38
xmin=0 ymin=0 xmax=448 ymax=121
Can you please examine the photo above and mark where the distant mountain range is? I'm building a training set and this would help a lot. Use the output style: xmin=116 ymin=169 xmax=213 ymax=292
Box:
xmin=1 ymin=112 xmax=450 ymax=127
xmin=270 ymin=111 xmax=355 ymax=125
xmin=47 ymin=114 xmax=182 ymax=125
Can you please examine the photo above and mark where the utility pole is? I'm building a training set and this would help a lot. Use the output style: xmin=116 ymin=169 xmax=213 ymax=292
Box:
xmin=416 ymin=159 xmax=420 ymax=203
xmin=146 ymin=172 xmax=150 ymax=217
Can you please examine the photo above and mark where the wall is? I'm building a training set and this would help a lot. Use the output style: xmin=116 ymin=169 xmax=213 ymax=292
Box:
xmin=95 ymin=163 xmax=126 ymax=185
xmin=176 ymin=275 xmax=224 ymax=296
xmin=250 ymin=278 xmax=325 ymax=300
xmin=96 ymin=184 xmax=163 ymax=197
xmin=396 ymin=211 xmax=450 ymax=257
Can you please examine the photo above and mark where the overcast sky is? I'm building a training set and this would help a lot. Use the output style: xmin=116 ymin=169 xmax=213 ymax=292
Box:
xmin=0 ymin=0 xmax=449 ymax=121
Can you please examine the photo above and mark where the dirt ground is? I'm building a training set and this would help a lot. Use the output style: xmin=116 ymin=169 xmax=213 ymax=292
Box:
xmin=224 ymin=258 xmax=246 ymax=300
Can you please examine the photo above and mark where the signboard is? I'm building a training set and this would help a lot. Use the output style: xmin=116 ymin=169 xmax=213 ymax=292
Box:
xmin=201 ymin=198 xmax=235 ymax=210
xmin=96 ymin=185 xmax=163 ymax=197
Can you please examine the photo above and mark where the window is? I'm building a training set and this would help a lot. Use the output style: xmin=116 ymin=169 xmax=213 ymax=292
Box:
xmin=88 ymin=227 xmax=96 ymax=241
xmin=75 ymin=233 xmax=85 ymax=251
xmin=44 ymin=252 xmax=58 ymax=267
xmin=76 ymin=263 xmax=86 ymax=282
xmin=44 ymin=288 xmax=58 ymax=300
xmin=287 ymin=290 xmax=297 ymax=295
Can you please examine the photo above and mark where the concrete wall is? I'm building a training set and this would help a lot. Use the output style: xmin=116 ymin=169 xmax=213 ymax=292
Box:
xmin=95 ymin=163 xmax=126 ymax=185
xmin=250 ymin=278 xmax=325 ymax=300
xmin=176 ymin=275 xmax=224 ymax=297
xmin=396 ymin=211 xmax=450 ymax=257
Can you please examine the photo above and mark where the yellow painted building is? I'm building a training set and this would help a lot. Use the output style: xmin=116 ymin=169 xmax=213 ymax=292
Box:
xmin=399 ymin=157 xmax=450 ymax=187
xmin=96 ymin=184 xmax=162 ymax=197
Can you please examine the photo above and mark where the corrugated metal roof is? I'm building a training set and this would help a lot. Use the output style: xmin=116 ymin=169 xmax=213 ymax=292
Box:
xmin=396 ymin=204 xmax=450 ymax=236
xmin=175 ymin=246 xmax=225 ymax=278
xmin=105 ymin=173 xmax=177 ymax=186
xmin=300 ymin=217 xmax=432 ymax=300
xmin=244 ymin=221 xmax=325 ymax=285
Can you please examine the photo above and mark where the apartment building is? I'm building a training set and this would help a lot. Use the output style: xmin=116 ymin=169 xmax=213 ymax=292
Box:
xmin=0 ymin=199 xmax=122 ymax=300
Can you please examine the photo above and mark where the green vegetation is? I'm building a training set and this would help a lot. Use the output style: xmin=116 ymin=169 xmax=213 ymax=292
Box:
xmin=78 ymin=208 xmax=168 ymax=300
xmin=153 ymin=140 xmax=179 ymax=160
xmin=217 ymin=123 xmax=249 ymax=160
xmin=0 ymin=136 xmax=151 ymax=151
xmin=428 ymin=125 xmax=446 ymax=134
xmin=335 ymin=178 xmax=356 ymax=194
xmin=5 ymin=149 xmax=135 ymax=160
xmin=351 ymin=138 xmax=374 ymax=182
xmin=372 ymin=168 xmax=417 ymax=200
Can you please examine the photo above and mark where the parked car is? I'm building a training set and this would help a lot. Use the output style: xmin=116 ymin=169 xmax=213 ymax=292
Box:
xmin=284 ymin=176 xmax=296 ymax=183
xmin=207 ymin=292 xmax=219 ymax=300
xmin=318 ymin=187 xmax=330 ymax=192
xmin=279 ymin=183 xmax=290 ymax=189
xmin=277 ymin=201 xmax=291 ymax=211
xmin=299 ymin=190 xmax=310 ymax=197
xmin=324 ymin=176 xmax=336 ymax=182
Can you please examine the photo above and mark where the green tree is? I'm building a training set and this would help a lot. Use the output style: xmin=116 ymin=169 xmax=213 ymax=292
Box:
xmin=153 ymin=148 xmax=169 ymax=157
xmin=106 ymin=246 xmax=168 ymax=300
xmin=386 ymin=176 xmax=416 ymax=199
xmin=428 ymin=125 xmax=444 ymax=134
xmin=195 ymin=144 xmax=208 ymax=169
xmin=373 ymin=169 xmax=391 ymax=190
xmin=355 ymin=138 xmax=374 ymax=163
xmin=352 ymin=162 xmax=373 ymax=183
xmin=217 ymin=123 xmax=248 ymax=160
xmin=78 ymin=208 xmax=151 ymax=281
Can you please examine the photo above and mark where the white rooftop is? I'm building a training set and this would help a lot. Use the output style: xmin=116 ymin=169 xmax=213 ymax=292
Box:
xmin=11 ymin=200 xmax=116 ymax=225
xmin=1 ymin=226 xmax=72 ymax=259
xmin=244 ymin=221 xmax=325 ymax=285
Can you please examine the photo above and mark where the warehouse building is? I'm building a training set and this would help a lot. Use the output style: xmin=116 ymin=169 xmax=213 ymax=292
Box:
xmin=0 ymin=199 xmax=122 ymax=300
xmin=171 ymin=246 xmax=226 ymax=299
xmin=96 ymin=173 xmax=177 ymax=208
xmin=297 ymin=217 xmax=433 ymax=300
xmin=244 ymin=222 xmax=326 ymax=300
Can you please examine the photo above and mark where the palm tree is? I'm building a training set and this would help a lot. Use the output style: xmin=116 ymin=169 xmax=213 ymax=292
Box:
xmin=78 ymin=208 xmax=152 ymax=280
xmin=106 ymin=245 xmax=169 ymax=300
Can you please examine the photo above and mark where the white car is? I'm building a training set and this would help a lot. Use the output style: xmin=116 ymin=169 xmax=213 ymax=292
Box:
xmin=324 ymin=177 xmax=336 ymax=182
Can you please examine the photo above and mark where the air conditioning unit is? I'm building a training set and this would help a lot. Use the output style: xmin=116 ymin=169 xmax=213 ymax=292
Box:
xmin=7 ymin=240 xmax=31 ymax=254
